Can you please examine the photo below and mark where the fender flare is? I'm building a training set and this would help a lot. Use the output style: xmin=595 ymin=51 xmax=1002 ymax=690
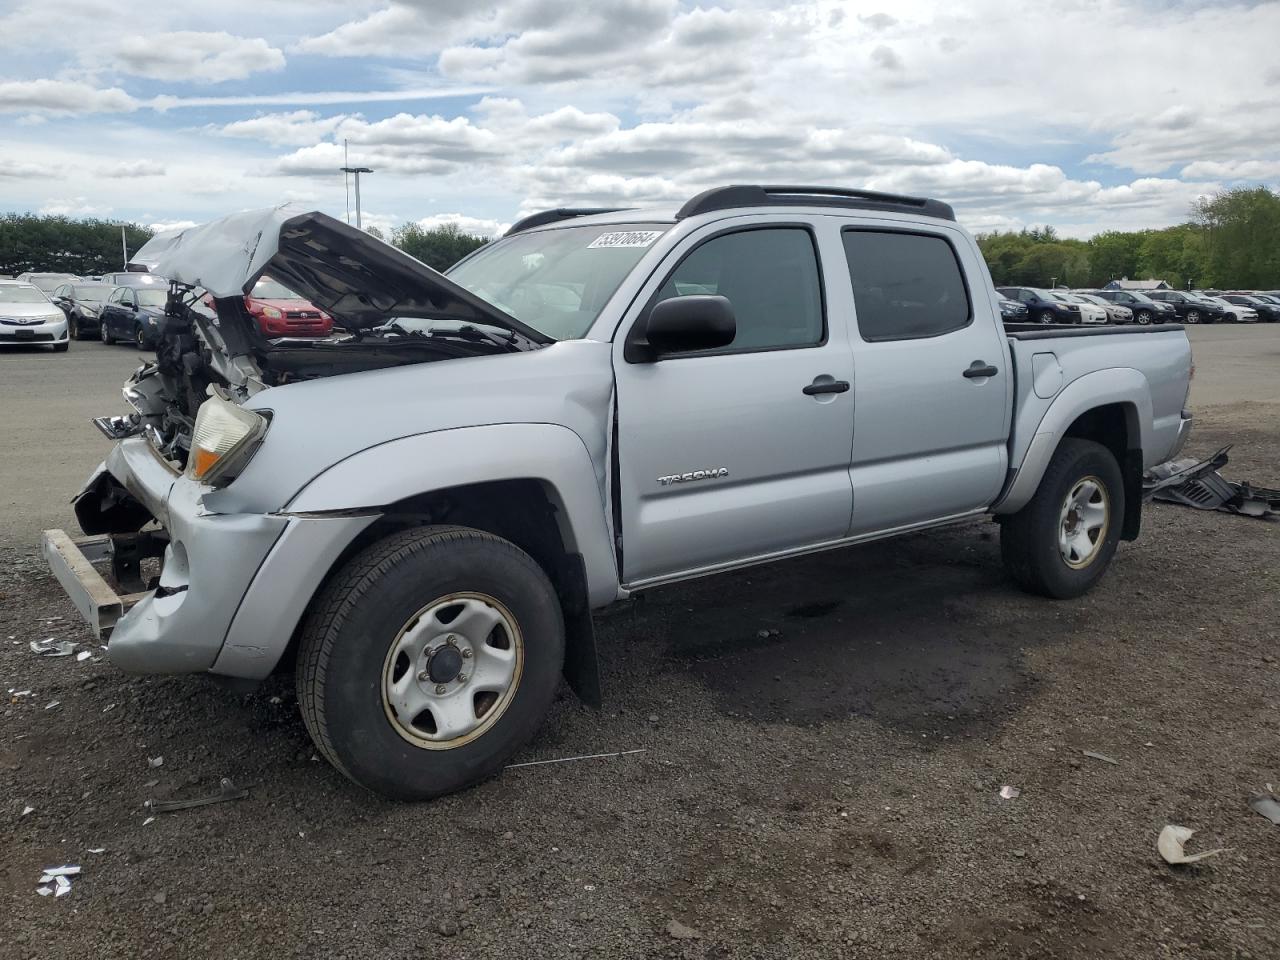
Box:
xmin=285 ymin=422 xmax=620 ymax=607
xmin=993 ymin=368 xmax=1150 ymax=515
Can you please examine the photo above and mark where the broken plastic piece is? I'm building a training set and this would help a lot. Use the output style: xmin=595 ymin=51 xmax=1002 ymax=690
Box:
xmin=40 ymin=865 xmax=81 ymax=877
xmin=1249 ymin=792 xmax=1280 ymax=826
xmin=30 ymin=638 xmax=76 ymax=657
xmin=146 ymin=777 xmax=249 ymax=813
xmin=22 ymin=805 xmax=34 ymax=816
xmin=998 ymin=785 xmax=1020 ymax=800
xmin=44 ymin=701 xmax=60 ymax=710
xmin=148 ymin=756 xmax=164 ymax=768
xmin=1144 ymin=446 xmax=1280 ymax=519
xmin=1157 ymin=825 xmax=1227 ymax=865
xmin=54 ymin=876 xmax=71 ymax=897
xmin=1083 ymin=750 xmax=1119 ymax=765
xmin=87 ymin=847 xmax=106 ymax=854
xmin=36 ymin=885 xmax=53 ymax=897
xmin=76 ymin=650 xmax=91 ymax=662
xmin=142 ymin=816 xmax=155 ymax=826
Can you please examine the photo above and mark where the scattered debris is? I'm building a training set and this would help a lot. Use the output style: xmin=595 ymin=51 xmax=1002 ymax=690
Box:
xmin=44 ymin=700 xmax=60 ymax=711
xmin=1157 ymin=825 xmax=1227 ymax=865
xmin=40 ymin=865 xmax=81 ymax=878
xmin=1248 ymin=791 xmax=1280 ymax=826
xmin=998 ymin=785 xmax=1021 ymax=800
xmin=22 ymin=805 xmax=34 ymax=816
xmin=146 ymin=777 xmax=249 ymax=814
xmin=504 ymin=749 xmax=646 ymax=770
xmin=583 ymin=884 xmax=597 ymax=892
xmin=102 ymin=703 xmax=116 ymax=713
xmin=148 ymin=756 xmax=164 ymax=768
xmin=76 ymin=650 xmax=92 ymax=662
xmin=36 ymin=885 xmax=53 ymax=897
xmin=1144 ymin=446 xmax=1279 ymax=520
xmin=1083 ymin=750 xmax=1120 ymax=765
xmin=35 ymin=865 xmax=80 ymax=898
xmin=87 ymin=847 xmax=106 ymax=854
xmin=142 ymin=816 xmax=155 ymax=826
xmin=29 ymin=639 xmax=76 ymax=657
xmin=666 ymin=919 xmax=702 ymax=940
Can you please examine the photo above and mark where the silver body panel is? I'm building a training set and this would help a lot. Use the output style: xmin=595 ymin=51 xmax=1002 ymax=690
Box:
xmin=50 ymin=203 xmax=1193 ymax=679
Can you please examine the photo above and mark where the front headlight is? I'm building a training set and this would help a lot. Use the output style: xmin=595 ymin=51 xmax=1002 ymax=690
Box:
xmin=188 ymin=395 xmax=268 ymax=484
xmin=261 ymin=305 xmax=283 ymax=320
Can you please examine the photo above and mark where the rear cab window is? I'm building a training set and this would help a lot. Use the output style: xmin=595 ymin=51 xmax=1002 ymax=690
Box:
xmin=841 ymin=229 xmax=971 ymax=341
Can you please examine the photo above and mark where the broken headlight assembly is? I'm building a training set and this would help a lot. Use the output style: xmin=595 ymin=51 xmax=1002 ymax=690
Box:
xmin=187 ymin=394 xmax=269 ymax=484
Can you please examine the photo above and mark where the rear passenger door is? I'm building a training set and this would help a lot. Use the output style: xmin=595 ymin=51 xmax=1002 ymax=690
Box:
xmin=841 ymin=226 xmax=1011 ymax=534
xmin=613 ymin=220 xmax=856 ymax=586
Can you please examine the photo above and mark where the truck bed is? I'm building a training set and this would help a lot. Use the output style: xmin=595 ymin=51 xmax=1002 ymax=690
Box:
xmin=1004 ymin=322 xmax=1184 ymax=340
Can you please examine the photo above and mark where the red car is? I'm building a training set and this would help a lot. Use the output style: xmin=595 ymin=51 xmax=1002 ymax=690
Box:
xmin=204 ymin=276 xmax=333 ymax=337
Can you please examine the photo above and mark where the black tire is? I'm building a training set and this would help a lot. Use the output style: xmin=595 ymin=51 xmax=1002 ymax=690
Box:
xmin=68 ymin=315 xmax=80 ymax=340
xmin=296 ymin=525 xmax=565 ymax=800
xmin=1135 ymin=310 xmax=1153 ymax=325
xmin=1000 ymin=438 xmax=1124 ymax=599
xmin=1036 ymin=309 xmax=1055 ymax=325
xmin=134 ymin=324 xmax=146 ymax=349
xmin=100 ymin=320 xmax=115 ymax=344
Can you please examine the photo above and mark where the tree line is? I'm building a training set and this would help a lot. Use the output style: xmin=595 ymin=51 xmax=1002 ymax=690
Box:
xmin=4 ymin=185 xmax=1277 ymax=287
xmin=978 ymin=186 xmax=1280 ymax=290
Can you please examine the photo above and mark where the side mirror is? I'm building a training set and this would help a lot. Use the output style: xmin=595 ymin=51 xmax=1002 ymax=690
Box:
xmin=638 ymin=295 xmax=736 ymax=360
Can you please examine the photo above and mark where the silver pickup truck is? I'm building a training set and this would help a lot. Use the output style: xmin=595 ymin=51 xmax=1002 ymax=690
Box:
xmin=42 ymin=185 xmax=1193 ymax=799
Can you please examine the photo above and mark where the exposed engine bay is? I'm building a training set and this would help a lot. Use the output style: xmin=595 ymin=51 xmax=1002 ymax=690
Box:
xmin=113 ymin=206 xmax=547 ymax=470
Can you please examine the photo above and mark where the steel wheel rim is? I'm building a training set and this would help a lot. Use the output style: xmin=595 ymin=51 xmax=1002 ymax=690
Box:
xmin=1187 ymin=311 xmax=1200 ymax=324
xmin=380 ymin=591 xmax=524 ymax=751
xmin=1059 ymin=476 xmax=1109 ymax=569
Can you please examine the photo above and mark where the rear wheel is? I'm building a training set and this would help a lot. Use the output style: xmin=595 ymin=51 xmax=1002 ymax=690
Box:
xmin=296 ymin=525 xmax=566 ymax=800
xmin=100 ymin=320 xmax=115 ymax=344
xmin=1001 ymin=438 xmax=1124 ymax=599
xmin=134 ymin=324 xmax=147 ymax=350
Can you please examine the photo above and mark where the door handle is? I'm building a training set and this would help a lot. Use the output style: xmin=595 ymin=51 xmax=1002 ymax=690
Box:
xmin=802 ymin=379 xmax=850 ymax=396
xmin=963 ymin=361 xmax=999 ymax=379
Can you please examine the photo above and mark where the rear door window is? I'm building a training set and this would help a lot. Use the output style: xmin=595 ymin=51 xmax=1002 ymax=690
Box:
xmin=842 ymin=230 xmax=971 ymax=341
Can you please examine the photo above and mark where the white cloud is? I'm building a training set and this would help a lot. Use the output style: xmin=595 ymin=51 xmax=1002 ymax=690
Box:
xmin=111 ymin=31 xmax=286 ymax=84
xmin=0 ymin=79 xmax=136 ymax=114
xmin=99 ymin=160 xmax=166 ymax=178
xmin=217 ymin=110 xmax=353 ymax=146
xmin=414 ymin=212 xmax=508 ymax=237
xmin=0 ymin=158 xmax=54 ymax=179
xmin=39 ymin=197 xmax=111 ymax=217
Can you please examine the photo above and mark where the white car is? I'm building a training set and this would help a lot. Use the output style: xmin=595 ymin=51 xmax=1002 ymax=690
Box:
xmin=1209 ymin=296 xmax=1257 ymax=323
xmin=0 ymin=281 xmax=70 ymax=351
xmin=1054 ymin=292 xmax=1108 ymax=324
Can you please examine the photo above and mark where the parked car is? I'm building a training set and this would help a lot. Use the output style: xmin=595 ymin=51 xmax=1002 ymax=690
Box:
xmin=97 ymin=284 xmax=169 ymax=347
xmin=51 ymin=281 xmax=116 ymax=340
xmin=995 ymin=286 xmax=1082 ymax=323
xmin=1207 ymin=295 xmax=1258 ymax=323
xmin=18 ymin=271 xmax=79 ymax=293
xmin=97 ymin=272 xmax=168 ymax=288
xmin=1088 ymin=288 xmax=1179 ymax=325
xmin=44 ymin=190 xmax=1195 ymax=800
xmin=1054 ymin=293 xmax=1108 ymax=324
xmin=998 ymin=295 xmax=1028 ymax=322
xmin=1220 ymin=294 xmax=1280 ymax=322
xmin=201 ymin=275 xmax=333 ymax=338
xmin=0 ymin=280 xmax=70 ymax=351
xmin=1146 ymin=289 xmax=1225 ymax=324
xmin=1071 ymin=292 xmax=1132 ymax=324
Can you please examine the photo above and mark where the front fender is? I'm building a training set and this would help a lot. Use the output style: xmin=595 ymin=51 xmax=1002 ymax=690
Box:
xmin=994 ymin=368 xmax=1151 ymax=515
xmin=286 ymin=423 xmax=619 ymax=607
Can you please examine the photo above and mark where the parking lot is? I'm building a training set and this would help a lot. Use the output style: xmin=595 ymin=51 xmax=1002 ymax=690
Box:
xmin=2 ymin=326 xmax=1278 ymax=959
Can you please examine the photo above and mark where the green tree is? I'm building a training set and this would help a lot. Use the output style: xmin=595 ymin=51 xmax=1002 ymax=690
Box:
xmin=1193 ymin=187 xmax=1280 ymax=289
xmin=391 ymin=222 xmax=489 ymax=272
xmin=1086 ymin=231 xmax=1144 ymax=287
xmin=0 ymin=213 xmax=153 ymax=276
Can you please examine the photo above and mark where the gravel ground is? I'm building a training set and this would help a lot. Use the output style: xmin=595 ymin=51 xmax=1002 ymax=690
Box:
xmin=1 ymin=331 xmax=1277 ymax=959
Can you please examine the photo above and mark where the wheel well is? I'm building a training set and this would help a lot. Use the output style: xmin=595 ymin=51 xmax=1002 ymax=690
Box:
xmin=275 ymin=479 xmax=601 ymax=704
xmin=1063 ymin=403 xmax=1142 ymax=540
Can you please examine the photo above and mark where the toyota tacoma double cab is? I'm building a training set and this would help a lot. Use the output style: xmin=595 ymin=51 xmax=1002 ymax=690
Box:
xmin=42 ymin=186 xmax=1194 ymax=800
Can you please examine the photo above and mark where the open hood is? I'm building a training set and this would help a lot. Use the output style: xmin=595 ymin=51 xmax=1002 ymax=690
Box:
xmin=131 ymin=204 xmax=548 ymax=342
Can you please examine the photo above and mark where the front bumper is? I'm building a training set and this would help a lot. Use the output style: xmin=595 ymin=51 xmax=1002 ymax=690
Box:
xmin=0 ymin=316 xmax=68 ymax=345
xmin=43 ymin=436 xmax=374 ymax=678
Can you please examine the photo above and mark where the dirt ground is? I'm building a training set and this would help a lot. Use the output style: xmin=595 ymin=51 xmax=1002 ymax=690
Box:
xmin=1 ymin=330 xmax=1277 ymax=959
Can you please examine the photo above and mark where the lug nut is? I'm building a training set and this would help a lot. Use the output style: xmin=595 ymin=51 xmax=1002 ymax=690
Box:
xmin=417 ymin=671 xmax=430 ymax=683
xmin=461 ymin=649 xmax=473 ymax=659
xmin=446 ymin=634 xmax=458 ymax=645
xmin=435 ymin=684 xmax=447 ymax=695
xmin=457 ymin=674 xmax=468 ymax=683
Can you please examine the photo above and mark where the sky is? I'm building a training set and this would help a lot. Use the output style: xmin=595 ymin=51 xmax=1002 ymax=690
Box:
xmin=0 ymin=0 xmax=1277 ymax=240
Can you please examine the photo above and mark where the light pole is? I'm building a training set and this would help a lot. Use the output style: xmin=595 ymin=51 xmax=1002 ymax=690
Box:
xmin=340 ymin=166 xmax=373 ymax=229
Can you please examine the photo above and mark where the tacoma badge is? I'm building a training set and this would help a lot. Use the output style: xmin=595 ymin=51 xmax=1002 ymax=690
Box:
xmin=658 ymin=468 xmax=729 ymax=486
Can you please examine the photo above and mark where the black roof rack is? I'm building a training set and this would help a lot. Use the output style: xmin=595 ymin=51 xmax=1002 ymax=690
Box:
xmin=675 ymin=185 xmax=955 ymax=222
xmin=504 ymin=207 xmax=634 ymax=237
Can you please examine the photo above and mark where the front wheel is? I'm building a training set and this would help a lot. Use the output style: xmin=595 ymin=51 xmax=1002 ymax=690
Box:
xmin=1135 ymin=310 xmax=1153 ymax=325
xmin=1186 ymin=310 xmax=1201 ymax=324
xmin=1036 ymin=309 xmax=1055 ymax=324
xmin=100 ymin=320 xmax=115 ymax=344
xmin=1000 ymin=439 xmax=1124 ymax=599
xmin=296 ymin=525 xmax=566 ymax=800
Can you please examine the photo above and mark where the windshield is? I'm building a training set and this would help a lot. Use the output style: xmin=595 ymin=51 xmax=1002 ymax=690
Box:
xmin=0 ymin=285 xmax=51 ymax=303
xmin=137 ymin=289 xmax=168 ymax=307
xmin=252 ymin=277 xmax=299 ymax=300
xmin=28 ymin=276 xmax=71 ymax=291
xmin=74 ymin=285 xmax=110 ymax=300
xmin=446 ymin=223 xmax=671 ymax=340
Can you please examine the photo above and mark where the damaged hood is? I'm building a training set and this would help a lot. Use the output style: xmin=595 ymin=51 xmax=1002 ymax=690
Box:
xmin=131 ymin=204 xmax=548 ymax=341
